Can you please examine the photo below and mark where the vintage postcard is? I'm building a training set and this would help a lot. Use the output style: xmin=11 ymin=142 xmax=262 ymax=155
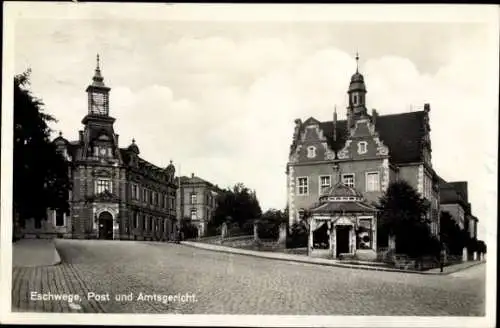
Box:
xmin=1 ymin=2 xmax=498 ymax=327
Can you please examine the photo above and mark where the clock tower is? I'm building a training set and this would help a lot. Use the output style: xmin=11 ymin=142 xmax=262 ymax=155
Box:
xmin=79 ymin=55 xmax=122 ymax=163
xmin=85 ymin=54 xmax=111 ymax=118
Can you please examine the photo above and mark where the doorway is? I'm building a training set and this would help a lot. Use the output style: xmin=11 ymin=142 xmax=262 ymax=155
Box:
xmin=336 ymin=225 xmax=351 ymax=257
xmin=98 ymin=211 xmax=113 ymax=240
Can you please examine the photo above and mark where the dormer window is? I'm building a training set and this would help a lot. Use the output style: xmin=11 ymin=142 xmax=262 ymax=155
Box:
xmin=307 ymin=146 xmax=316 ymax=158
xmin=357 ymin=141 xmax=368 ymax=154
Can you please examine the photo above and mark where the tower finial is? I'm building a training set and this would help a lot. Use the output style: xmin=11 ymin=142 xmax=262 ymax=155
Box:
xmin=96 ymin=53 xmax=100 ymax=70
xmin=355 ymin=52 xmax=359 ymax=73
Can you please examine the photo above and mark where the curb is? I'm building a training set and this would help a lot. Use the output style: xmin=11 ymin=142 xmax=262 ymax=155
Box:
xmin=181 ymin=241 xmax=484 ymax=276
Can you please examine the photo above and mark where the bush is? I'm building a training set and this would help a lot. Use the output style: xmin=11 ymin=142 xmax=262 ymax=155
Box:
xmin=181 ymin=220 xmax=199 ymax=239
xmin=286 ymin=222 xmax=308 ymax=248
xmin=257 ymin=220 xmax=280 ymax=239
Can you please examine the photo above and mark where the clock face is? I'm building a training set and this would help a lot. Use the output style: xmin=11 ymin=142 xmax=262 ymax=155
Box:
xmin=100 ymin=147 xmax=107 ymax=155
xmin=91 ymin=92 xmax=107 ymax=115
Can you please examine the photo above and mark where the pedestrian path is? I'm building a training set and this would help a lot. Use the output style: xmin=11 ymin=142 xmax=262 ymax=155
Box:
xmin=181 ymin=240 xmax=484 ymax=275
xmin=12 ymin=238 xmax=61 ymax=267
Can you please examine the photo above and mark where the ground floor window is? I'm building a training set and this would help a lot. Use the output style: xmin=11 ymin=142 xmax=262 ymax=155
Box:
xmin=312 ymin=222 xmax=329 ymax=249
xmin=357 ymin=219 xmax=373 ymax=249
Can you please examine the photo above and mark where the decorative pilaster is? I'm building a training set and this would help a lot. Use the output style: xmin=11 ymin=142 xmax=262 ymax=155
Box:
xmin=381 ymin=158 xmax=390 ymax=191
xmin=417 ymin=165 xmax=424 ymax=195
xmin=308 ymin=217 xmax=314 ymax=256
xmin=288 ymin=166 xmax=296 ymax=226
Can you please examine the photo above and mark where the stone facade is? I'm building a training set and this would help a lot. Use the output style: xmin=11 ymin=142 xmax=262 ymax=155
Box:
xmin=287 ymin=57 xmax=441 ymax=246
xmin=177 ymin=173 xmax=219 ymax=237
xmin=19 ymin=56 xmax=178 ymax=241
xmin=439 ymin=179 xmax=479 ymax=239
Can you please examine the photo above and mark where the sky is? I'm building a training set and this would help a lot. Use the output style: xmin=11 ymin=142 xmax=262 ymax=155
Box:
xmin=10 ymin=4 xmax=498 ymax=242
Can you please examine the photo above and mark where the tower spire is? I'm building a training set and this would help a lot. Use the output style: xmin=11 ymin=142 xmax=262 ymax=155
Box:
xmin=91 ymin=53 xmax=105 ymax=86
xmin=355 ymin=52 xmax=359 ymax=73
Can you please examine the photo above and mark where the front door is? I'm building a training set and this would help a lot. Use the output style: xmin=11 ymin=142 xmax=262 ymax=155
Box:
xmin=336 ymin=225 xmax=351 ymax=257
xmin=98 ymin=212 xmax=113 ymax=240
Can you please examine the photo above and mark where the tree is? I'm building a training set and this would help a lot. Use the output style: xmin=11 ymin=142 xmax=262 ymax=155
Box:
xmin=212 ymin=183 xmax=262 ymax=233
xmin=377 ymin=180 xmax=438 ymax=257
xmin=257 ymin=209 xmax=287 ymax=239
xmin=13 ymin=70 xmax=71 ymax=239
xmin=440 ymin=211 xmax=468 ymax=255
xmin=476 ymin=240 xmax=487 ymax=254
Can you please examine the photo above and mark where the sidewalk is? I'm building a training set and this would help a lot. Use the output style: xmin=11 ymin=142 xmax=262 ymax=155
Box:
xmin=12 ymin=238 xmax=61 ymax=267
xmin=181 ymin=241 xmax=485 ymax=275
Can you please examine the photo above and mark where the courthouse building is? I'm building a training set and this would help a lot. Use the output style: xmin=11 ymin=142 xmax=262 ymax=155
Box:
xmin=19 ymin=56 xmax=178 ymax=240
xmin=286 ymin=55 xmax=441 ymax=259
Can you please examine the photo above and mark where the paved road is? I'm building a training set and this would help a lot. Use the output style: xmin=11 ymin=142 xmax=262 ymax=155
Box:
xmin=12 ymin=239 xmax=486 ymax=315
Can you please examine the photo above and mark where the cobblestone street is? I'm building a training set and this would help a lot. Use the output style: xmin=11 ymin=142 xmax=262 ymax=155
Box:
xmin=12 ymin=239 xmax=486 ymax=315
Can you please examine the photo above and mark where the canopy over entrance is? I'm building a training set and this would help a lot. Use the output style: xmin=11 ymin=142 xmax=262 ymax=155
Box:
xmin=306 ymin=168 xmax=378 ymax=259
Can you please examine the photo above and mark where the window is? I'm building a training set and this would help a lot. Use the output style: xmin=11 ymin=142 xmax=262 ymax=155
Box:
xmin=131 ymin=184 xmax=139 ymax=200
xmin=357 ymin=141 xmax=368 ymax=154
xmin=297 ymin=177 xmax=309 ymax=195
xmin=142 ymin=188 xmax=148 ymax=202
xmin=353 ymin=94 xmax=359 ymax=105
xmin=319 ymin=176 xmax=331 ymax=194
xmin=357 ymin=219 xmax=372 ymax=249
xmin=142 ymin=215 xmax=146 ymax=230
xmin=342 ymin=174 xmax=355 ymax=188
xmin=96 ymin=179 xmax=112 ymax=194
xmin=55 ymin=210 xmax=65 ymax=226
xmin=135 ymin=212 xmax=139 ymax=228
xmin=191 ymin=193 xmax=197 ymax=204
xmin=191 ymin=209 xmax=197 ymax=220
xmin=164 ymin=195 xmax=168 ymax=209
xmin=366 ymin=172 xmax=380 ymax=192
xmin=170 ymin=198 xmax=175 ymax=209
xmin=307 ymin=146 xmax=316 ymax=158
xmin=206 ymin=209 xmax=210 ymax=220
xmin=35 ymin=219 xmax=42 ymax=229
xmin=153 ymin=191 xmax=157 ymax=205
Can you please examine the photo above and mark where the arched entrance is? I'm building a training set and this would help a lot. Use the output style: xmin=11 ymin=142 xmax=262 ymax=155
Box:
xmin=98 ymin=211 xmax=113 ymax=240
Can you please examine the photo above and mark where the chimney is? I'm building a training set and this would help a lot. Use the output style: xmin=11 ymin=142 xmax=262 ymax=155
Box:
xmin=333 ymin=107 xmax=337 ymax=142
xmin=191 ymin=173 xmax=195 ymax=178
xmin=424 ymin=103 xmax=430 ymax=113
xmin=372 ymin=109 xmax=378 ymax=125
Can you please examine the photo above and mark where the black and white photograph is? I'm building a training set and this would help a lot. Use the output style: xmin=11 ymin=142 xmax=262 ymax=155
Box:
xmin=1 ymin=3 xmax=498 ymax=327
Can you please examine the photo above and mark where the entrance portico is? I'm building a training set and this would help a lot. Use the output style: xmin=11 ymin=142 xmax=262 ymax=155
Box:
xmin=307 ymin=181 xmax=378 ymax=260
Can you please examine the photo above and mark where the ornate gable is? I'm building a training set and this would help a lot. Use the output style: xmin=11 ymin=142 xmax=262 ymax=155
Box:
xmin=337 ymin=118 xmax=389 ymax=160
xmin=289 ymin=117 xmax=335 ymax=164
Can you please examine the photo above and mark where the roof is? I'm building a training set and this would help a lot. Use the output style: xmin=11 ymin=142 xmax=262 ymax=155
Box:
xmin=180 ymin=175 xmax=213 ymax=186
xmin=310 ymin=201 xmax=377 ymax=214
xmin=321 ymin=182 xmax=363 ymax=199
xmin=317 ymin=111 xmax=426 ymax=164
